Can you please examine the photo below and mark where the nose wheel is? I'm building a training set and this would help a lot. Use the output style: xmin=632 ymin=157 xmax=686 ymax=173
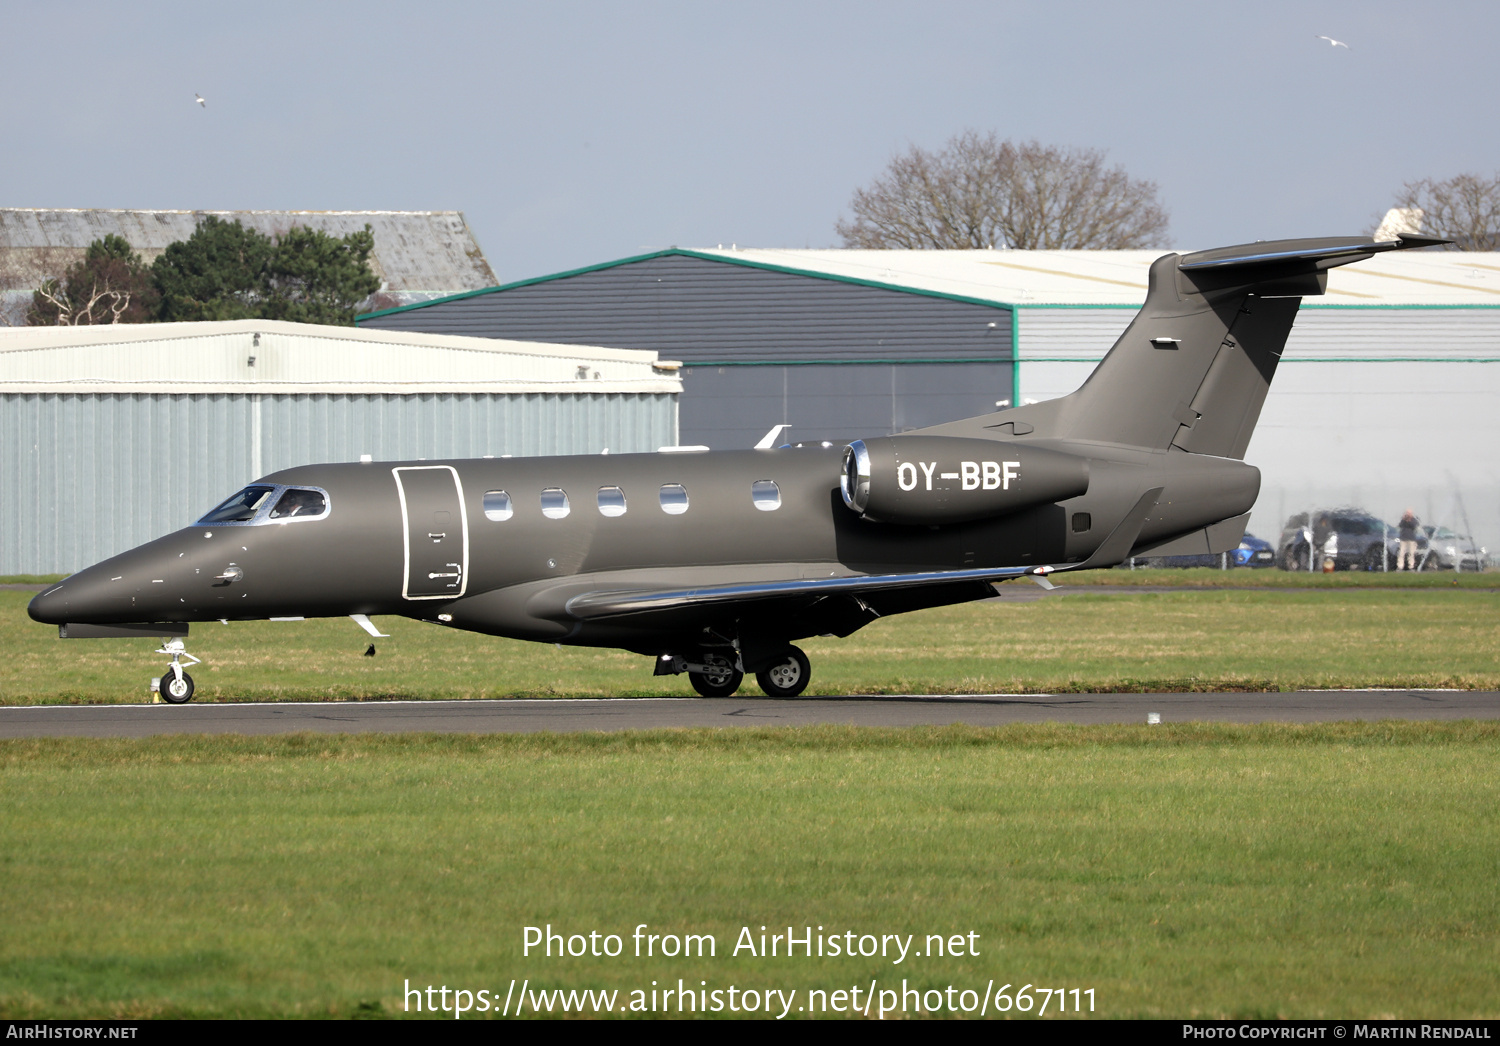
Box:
xmin=154 ymin=638 xmax=201 ymax=704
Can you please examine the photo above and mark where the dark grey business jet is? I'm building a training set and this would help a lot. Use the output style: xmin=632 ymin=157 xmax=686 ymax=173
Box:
xmin=29 ymin=235 xmax=1442 ymax=701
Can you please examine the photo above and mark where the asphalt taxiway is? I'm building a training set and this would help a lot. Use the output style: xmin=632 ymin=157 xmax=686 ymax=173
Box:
xmin=1 ymin=690 xmax=1495 ymax=738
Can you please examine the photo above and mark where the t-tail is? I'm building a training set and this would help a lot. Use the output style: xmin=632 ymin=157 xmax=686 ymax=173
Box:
xmin=923 ymin=234 xmax=1447 ymax=455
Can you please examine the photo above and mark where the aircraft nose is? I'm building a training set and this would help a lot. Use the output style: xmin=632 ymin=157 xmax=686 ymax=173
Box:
xmin=27 ymin=538 xmax=191 ymax=626
xmin=27 ymin=582 xmax=69 ymax=625
xmin=28 ymin=567 xmax=122 ymax=625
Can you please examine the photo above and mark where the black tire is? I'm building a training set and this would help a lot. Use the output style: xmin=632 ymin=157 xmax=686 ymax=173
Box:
xmin=756 ymin=647 xmax=811 ymax=698
xmin=689 ymin=654 xmax=742 ymax=698
xmin=1364 ymin=546 xmax=1388 ymax=573
xmin=160 ymin=670 xmax=194 ymax=704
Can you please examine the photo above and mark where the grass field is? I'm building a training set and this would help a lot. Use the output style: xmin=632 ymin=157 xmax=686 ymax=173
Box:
xmin=1 ymin=723 xmax=1496 ymax=1019
xmin=5 ymin=579 xmax=1498 ymax=1020
xmin=1064 ymin=566 xmax=1496 ymax=588
xmin=3 ymin=585 xmax=1497 ymax=704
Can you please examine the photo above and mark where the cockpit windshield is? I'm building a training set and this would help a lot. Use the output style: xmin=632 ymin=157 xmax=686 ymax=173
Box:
xmin=197 ymin=484 xmax=330 ymax=525
xmin=199 ymin=486 xmax=278 ymax=524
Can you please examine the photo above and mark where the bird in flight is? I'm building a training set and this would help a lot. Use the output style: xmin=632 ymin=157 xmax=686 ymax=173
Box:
xmin=1315 ymin=35 xmax=1349 ymax=48
xmin=195 ymin=93 xmax=207 ymax=107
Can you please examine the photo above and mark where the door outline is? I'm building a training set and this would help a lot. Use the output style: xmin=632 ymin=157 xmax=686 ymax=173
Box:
xmin=393 ymin=465 xmax=470 ymax=600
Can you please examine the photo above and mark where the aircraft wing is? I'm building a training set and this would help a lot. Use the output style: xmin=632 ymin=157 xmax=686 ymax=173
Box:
xmin=564 ymin=487 xmax=1163 ymax=622
xmin=563 ymin=563 xmax=1037 ymax=620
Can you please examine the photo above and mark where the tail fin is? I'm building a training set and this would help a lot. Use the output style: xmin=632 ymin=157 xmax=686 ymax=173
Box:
xmin=924 ymin=235 xmax=1445 ymax=457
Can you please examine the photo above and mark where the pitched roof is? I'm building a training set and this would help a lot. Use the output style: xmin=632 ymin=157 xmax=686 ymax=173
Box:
xmin=358 ymin=245 xmax=1500 ymax=320
xmin=694 ymin=247 xmax=1500 ymax=307
xmin=0 ymin=319 xmax=679 ymax=395
xmin=0 ymin=209 xmax=499 ymax=323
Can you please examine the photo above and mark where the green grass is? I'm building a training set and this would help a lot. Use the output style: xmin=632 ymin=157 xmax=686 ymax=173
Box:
xmin=3 ymin=586 xmax=1497 ymax=704
xmin=1066 ymin=566 xmax=1496 ymax=587
xmin=1 ymin=724 xmax=1496 ymax=1018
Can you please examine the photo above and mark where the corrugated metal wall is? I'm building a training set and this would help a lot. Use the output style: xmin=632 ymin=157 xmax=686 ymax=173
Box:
xmin=1288 ymin=307 xmax=1500 ymax=358
xmin=1016 ymin=306 xmax=1500 ymax=366
xmin=1 ymin=392 xmax=675 ymax=574
xmin=679 ymin=362 xmax=1012 ymax=449
xmin=1014 ymin=306 xmax=1500 ymax=401
xmin=360 ymin=254 xmax=1015 ymax=364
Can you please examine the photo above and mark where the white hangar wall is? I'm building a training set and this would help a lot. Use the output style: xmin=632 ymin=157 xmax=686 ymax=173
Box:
xmin=0 ymin=321 xmax=680 ymax=574
xmin=1014 ymin=306 xmax=1500 ymax=551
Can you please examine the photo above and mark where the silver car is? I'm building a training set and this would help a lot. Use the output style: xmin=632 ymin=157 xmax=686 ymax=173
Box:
xmin=1420 ymin=525 xmax=1488 ymax=572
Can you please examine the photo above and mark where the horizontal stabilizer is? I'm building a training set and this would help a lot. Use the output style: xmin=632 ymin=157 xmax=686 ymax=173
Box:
xmin=1179 ymin=235 xmax=1445 ymax=273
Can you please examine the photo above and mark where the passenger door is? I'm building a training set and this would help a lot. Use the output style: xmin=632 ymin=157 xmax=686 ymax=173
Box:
xmin=393 ymin=466 xmax=469 ymax=599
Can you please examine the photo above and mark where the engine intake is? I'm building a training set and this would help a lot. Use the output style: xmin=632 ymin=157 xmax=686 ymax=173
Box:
xmin=840 ymin=436 xmax=1089 ymax=525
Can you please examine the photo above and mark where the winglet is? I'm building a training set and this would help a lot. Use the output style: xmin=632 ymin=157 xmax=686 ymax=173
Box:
xmin=1055 ymin=486 xmax=1163 ymax=573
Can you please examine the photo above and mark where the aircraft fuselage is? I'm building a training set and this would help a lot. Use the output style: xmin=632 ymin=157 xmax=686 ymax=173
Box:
xmin=29 ymin=439 xmax=1257 ymax=656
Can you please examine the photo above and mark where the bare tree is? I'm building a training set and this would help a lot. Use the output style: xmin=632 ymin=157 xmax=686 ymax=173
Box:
xmin=26 ymin=235 xmax=158 ymax=325
xmin=836 ymin=132 xmax=1170 ymax=250
xmin=1377 ymin=173 xmax=1500 ymax=250
xmin=30 ymin=276 xmax=135 ymax=325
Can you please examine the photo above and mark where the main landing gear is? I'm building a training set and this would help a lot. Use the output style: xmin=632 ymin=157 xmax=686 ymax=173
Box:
xmin=153 ymin=638 xmax=201 ymax=704
xmin=690 ymin=652 xmax=743 ymax=698
xmin=756 ymin=648 xmax=811 ymax=698
xmin=654 ymin=645 xmax=812 ymax=698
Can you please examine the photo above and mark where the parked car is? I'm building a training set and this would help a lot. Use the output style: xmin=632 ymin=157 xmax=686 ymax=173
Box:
xmin=1233 ymin=533 xmax=1276 ymax=568
xmin=1419 ymin=525 xmax=1488 ymax=572
xmin=1277 ymin=509 xmax=1408 ymax=572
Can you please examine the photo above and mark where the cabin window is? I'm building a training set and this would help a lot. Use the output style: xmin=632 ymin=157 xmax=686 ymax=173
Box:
xmin=659 ymin=483 xmax=689 ymax=515
xmin=483 ymin=490 xmax=513 ymax=522
xmin=751 ymin=480 xmax=781 ymax=511
xmin=541 ymin=488 xmax=570 ymax=519
xmin=199 ymin=485 xmax=277 ymax=524
xmin=269 ymin=488 xmax=327 ymax=520
xmin=597 ymin=486 xmax=627 ymax=517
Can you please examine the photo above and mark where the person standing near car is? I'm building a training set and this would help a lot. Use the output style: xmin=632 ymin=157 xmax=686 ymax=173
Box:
xmin=1313 ymin=514 xmax=1333 ymax=571
xmin=1398 ymin=508 xmax=1420 ymax=571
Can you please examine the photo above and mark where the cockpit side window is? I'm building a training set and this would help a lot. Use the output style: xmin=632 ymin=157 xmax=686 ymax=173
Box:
xmin=199 ymin=486 xmax=277 ymax=524
xmin=270 ymin=488 xmax=327 ymax=520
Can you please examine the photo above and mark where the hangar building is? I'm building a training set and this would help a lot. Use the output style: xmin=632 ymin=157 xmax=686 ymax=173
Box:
xmin=0 ymin=320 xmax=680 ymax=574
xmin=358 ymin=246 xmax=1500 ymax=554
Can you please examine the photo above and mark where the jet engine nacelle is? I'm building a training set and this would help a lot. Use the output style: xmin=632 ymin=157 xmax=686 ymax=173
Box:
xmin=841 ymin=436 xmax=1090 ymax=525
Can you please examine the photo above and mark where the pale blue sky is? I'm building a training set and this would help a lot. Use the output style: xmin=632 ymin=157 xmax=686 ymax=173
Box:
xmin=6 ymin=1 xmax=1497 ymax=282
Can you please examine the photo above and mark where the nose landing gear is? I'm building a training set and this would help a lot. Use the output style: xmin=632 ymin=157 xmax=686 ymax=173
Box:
xmin=153 ymin=638 xmax=201 ymax=704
